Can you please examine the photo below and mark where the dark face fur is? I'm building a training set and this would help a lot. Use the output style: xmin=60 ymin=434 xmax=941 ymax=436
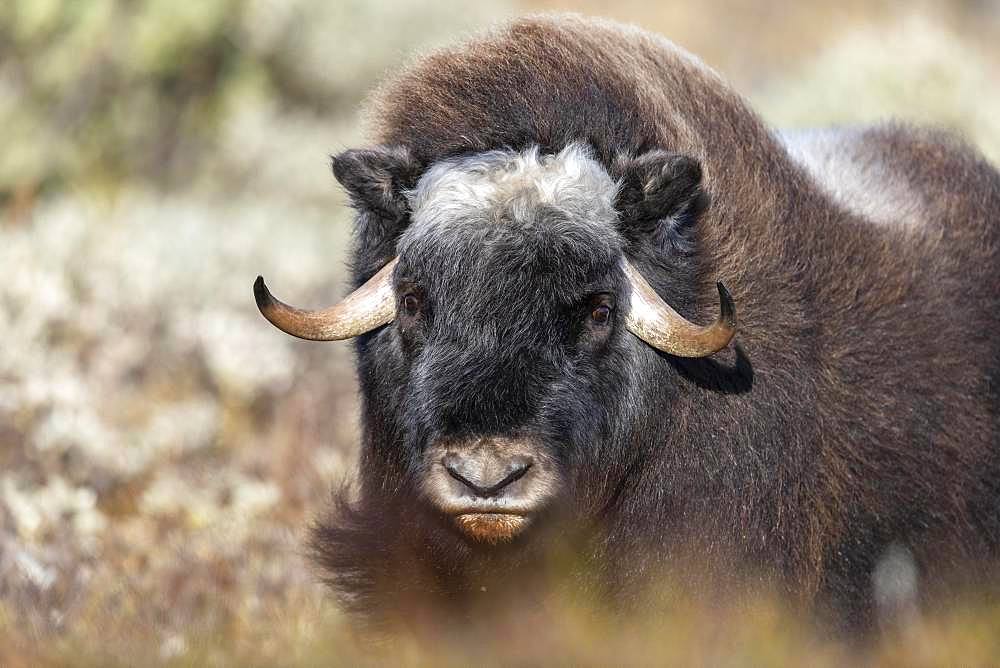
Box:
xmin=339 ymin=143 xmax=703 ymax=546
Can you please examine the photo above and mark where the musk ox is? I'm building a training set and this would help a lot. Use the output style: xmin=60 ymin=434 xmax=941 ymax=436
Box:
xmin=255 ymin=14 xmax=1000 ymax=631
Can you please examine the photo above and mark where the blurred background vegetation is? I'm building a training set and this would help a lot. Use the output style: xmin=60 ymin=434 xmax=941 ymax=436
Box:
xmin=1 ymin=1 xmax=998 ymax=665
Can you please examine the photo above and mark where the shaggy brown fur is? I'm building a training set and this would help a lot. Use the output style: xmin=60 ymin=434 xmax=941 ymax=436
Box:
xmin=309 ymin=14 xmax=1000 ymax=632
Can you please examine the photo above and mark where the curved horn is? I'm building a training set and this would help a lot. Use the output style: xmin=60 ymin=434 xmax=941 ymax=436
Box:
xmin=623 ymin=259 xmax=736 ymax=357
xmin=254 ymin=258 xmax=398 ymax=341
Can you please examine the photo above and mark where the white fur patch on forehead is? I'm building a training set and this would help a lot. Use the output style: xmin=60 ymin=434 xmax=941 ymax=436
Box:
xmin=405 ymin=143 xmax=619 ymax=230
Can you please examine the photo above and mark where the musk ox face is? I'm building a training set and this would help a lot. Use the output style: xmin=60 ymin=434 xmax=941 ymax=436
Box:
xmin=392 ymin=145 xmax=630 ymax=542
xmin=254 ymin=143 xmax=736 ymax=546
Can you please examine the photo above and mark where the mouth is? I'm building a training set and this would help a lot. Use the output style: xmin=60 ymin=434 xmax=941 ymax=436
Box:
xmin=452 ymin=510 xmax=531 ymax=544
xmin=421 ymin=435 xmax=561 ymax=545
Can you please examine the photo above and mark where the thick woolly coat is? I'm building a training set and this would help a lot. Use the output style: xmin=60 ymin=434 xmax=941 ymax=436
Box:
xmin=310 ymin=14 xmax=1000 ymax=630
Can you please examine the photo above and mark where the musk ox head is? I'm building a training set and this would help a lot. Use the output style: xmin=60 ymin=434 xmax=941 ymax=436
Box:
xmin=255 ymin=143 xmax=735 ymax=545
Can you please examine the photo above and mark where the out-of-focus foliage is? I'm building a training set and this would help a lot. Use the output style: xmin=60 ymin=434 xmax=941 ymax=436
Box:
xmin=756 ymin=14 xmax=1000 ymax=162
xmin=0 ymin=0 xmax=505 ymax=199
xmin=1 ymin=0 xmax=999 ymax=665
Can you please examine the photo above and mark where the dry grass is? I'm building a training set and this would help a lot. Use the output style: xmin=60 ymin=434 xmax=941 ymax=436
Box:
xmin=1 ymin=0 xmax=999 ymax=664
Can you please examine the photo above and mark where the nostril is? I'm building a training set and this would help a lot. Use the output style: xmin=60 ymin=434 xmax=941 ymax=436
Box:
xmin=443 ymin=458 xmax=533 ymax=498
xmin=484 ymin=462 xmax=531 ymax=496
xmin=444 ymin=462 xmax=484 ymax=495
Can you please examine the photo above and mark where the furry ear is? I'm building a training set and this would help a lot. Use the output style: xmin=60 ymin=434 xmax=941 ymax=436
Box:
xmin=613 ymin=151 xmax=707 ymax=248
xmin=332 ymin=146 xmax=422 ymax=220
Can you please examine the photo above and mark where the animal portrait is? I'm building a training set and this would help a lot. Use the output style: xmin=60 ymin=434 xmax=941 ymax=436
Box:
xmin=6 ymin=3 xmax=1000 ymax=664
xmin=255 ymin=14 xmax=1000 ymax=634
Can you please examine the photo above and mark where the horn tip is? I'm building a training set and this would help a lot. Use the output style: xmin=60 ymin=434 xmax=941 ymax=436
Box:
xmin=253 ymin=275 xmax=274 ymax=313
xmin=716 ymin=281 xmax=737 ymax=329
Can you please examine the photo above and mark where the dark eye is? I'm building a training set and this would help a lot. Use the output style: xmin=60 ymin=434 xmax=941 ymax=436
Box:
xmin=588 ymin=294 xmax=614 ymax=326
xmin=402 ymin=293 xmax=421 ymax=316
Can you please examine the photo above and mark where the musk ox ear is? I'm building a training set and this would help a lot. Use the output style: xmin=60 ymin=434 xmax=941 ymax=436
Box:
xmin=331 ymin=146 xmax=422 ymax=221
xmin=613 ymin=150 xmax=707 ymax=251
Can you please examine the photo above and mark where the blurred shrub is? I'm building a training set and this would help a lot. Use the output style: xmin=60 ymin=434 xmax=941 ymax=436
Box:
xmin=0 ymin=0 xmax=510 ymax=200
xmin=755 ymin=14 xmax=1000 ymax=163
